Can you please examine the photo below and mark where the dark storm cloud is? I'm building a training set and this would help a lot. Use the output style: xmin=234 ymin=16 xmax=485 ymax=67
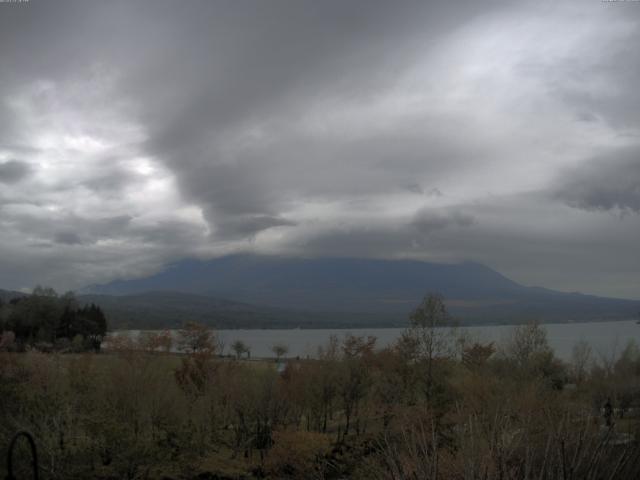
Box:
xmin=76 ymin=157 xmax=144 ymax=194
xmin=214 ymin=215 xmax=297 ymax=240
xmin=130 ymin=220 xmax=210 ymax=246
xmin=290 ymin=225 xmax=421 ymax=259
xmin=0 ymin=160 xmax=32 ymax=184
xmin=106 ymin=0 xmax=512 ymax=225
xmin=281 ymin=207 xmax=476 ymax=259
xmin=54 ymin=231 xmax=82 ymax=245
xmin=17 ymin=214 xmax=133 ymax=247
xmin=558 ymin=147 xmax=640 ymax=214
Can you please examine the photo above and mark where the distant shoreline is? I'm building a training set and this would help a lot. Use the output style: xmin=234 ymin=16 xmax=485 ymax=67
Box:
xmin=109 ymin=316 xmax=639 ymax=332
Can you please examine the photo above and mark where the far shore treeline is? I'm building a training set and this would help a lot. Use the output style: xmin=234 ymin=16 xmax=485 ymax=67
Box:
xmin=0 ymin=286 xmax=107 ymax=352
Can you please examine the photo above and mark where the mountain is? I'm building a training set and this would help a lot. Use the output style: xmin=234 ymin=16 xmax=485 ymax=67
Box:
xmin=77 ymin=291 xmax=390 ymax=330
xmin=81 ymin=255 xmax=640 ymax=326
xmin=0 ymin=289 xmax=27 ymax=303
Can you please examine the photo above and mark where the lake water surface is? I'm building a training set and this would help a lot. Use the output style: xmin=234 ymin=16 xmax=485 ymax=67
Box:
xmin=116 ymin=319 xmax=640 ymax=361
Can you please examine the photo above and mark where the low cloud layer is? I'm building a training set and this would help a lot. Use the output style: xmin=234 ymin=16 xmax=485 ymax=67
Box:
xmin=558 ymin=147 xmax=640 ymax=214
xmin=0 ymin=0 xmax=639 ymax=299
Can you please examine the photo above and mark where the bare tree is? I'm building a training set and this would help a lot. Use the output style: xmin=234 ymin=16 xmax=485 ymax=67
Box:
xmin=271 ymin=343 xmax=289 ymax=361
xmin=231 ymin=339 xmax=250 ymax=359
xmin=403 ymin=293 xmax=456 ymax=398
xmin=571 ymin=339 xmax=592 ymax=384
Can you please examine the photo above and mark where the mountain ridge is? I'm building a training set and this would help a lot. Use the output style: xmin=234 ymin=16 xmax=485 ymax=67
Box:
xmin=80 ymin=254 xmax=640 ymax=326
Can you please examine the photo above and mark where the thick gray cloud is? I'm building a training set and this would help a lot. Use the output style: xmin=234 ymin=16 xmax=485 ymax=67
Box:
xmin=0 ymin=0 xmax=639 ymax=299
xmin=411 ymin=208 xmax=475 ymax=234
xmin=0 ymin=160 xmax=31 ymax=184
xmin=557 ymin=147 xmax=640 ymax=214
xmin=53 ymin=231 xmax=83 ymax=246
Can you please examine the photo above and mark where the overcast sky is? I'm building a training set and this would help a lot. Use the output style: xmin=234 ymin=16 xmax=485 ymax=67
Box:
xmin=0 ymin=0 xmax=639 ymax=298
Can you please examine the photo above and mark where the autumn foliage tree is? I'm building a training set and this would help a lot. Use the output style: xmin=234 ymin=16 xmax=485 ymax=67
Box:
xmin=177 ymin=321 xmax=215 ymax=354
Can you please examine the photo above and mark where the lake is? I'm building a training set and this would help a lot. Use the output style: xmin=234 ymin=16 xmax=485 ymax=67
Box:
xmin=114 ymin=319 xmax=640 ymax=361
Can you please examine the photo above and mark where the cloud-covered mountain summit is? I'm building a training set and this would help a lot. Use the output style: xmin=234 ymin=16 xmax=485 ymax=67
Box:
xmin=83 ymin=255 xmax=640 ymax=324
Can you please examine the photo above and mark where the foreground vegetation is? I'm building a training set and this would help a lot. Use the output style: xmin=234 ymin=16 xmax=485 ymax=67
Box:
xmin=2 ymin=295 xmax=640 ymax=479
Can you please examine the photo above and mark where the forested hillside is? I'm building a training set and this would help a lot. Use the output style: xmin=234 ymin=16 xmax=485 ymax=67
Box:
xmin=0 ymin=287 xmax=107 ymax=352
